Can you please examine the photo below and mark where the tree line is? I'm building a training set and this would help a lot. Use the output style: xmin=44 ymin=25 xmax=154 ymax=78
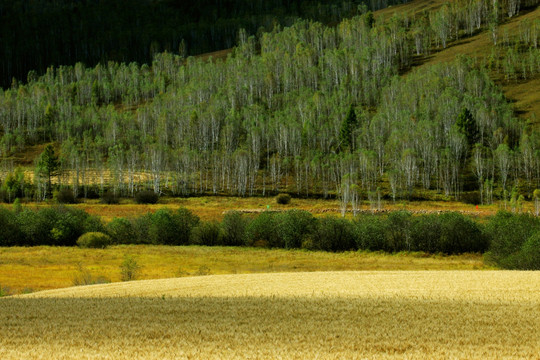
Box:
xmin=0 ymin=204 xmax=538 ymax=269
xmin=1 ymin=0 xmax=540 ymax=203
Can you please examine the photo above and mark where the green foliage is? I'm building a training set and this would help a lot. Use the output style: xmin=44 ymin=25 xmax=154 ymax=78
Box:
xmin=76 ymin=232 xmax=112 ymax=249
xmin=17 ymin=206 xmax=89 ymax=246
xmin=339 ymin=104 xmax=357 ymax=151
xmin=148 ymin=209 xmax=178 ymax=245
xmin=276 ymin=193 xmax=291 ymax=205
xmin=311 ymin=217 xmax=357 ymax=252
xmin=190 ymin=221 xmax=224 ymax=246
xmin=172 ymin=208 xmax=200 ymax=245
xmin=135 ymin=191 xmax=159 ymax=204
xmin=37 ymin=144 xmax=59 ymax=199
xmin=519 ymin=233 xmax=540 ymax=270
xmin=0 ymin=168 xmax=27 ymax=203
xmin=100 ymin=191 xmax=119 ymax=205
xmin=131 ymin=213 xmax=154 ymax=244
xmin=0 ymin=203 xmax=536 ymax=262
xmin=221 ymin=211 xmax=249 ymax=246
xmin=246 ymin=212 xmax=282 ymax=248
xmin=0 ymin=9 xmax=534 ymax=202
xmin=410 ymin=214 xmax=442 ymax=253
xmin=148 ymin=208 xmax=199 ymax=245
xmin=55 ymin=188 xmax=76 ymax=204
xmin=455 ymin=108 xmax=479 ymax=147
xmin=385 ymin=211 xmax=413 ymax=252
xmin=438 ymin=212 xmax=486 ymax=254
xmin=120 ymin=255 xmax=141 ymax=282
xmin=277 ymin=210 xmax=316 ymax=249
xmin=0 ymin=208 xmax=23 ymax=246
xmin=484 ymin=211 xmax=540 ymax=269
xmin=355 ymin=215 xmax=388 ymax=251
xmin=106 ymin=217 xmax=137 ymax=244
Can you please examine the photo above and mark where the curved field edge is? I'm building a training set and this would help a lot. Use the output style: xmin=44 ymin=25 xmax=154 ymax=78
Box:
xmin=2 ymin=271 xmax=539 ymax=359
xmin=0 ymin=245 xmax=489 ymax=293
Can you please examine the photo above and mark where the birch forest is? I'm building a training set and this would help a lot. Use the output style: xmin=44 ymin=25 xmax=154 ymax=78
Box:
xmin=1 ymin=0 xmax=540 ymax=203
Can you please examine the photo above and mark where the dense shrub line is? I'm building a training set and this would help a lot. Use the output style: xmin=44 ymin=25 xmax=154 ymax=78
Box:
xmin=0 ymin=206 xmax=538 ymax=269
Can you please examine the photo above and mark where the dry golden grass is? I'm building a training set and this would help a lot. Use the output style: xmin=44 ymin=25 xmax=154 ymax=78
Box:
xmin=0 ymin=245 xmax=488 ymax=293
xmin=5 ymin=195 xmax=527 ymax=222
xmin=1 ymin=271 xmax=538 ymax=359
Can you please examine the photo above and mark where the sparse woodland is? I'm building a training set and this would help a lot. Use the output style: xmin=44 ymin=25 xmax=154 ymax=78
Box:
xmin=0 ymin=0 xmax=540 ymax=206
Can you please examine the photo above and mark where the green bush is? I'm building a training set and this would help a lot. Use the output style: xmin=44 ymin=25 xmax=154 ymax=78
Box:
xmin=106 ymin=217 xmax=136 ymax=244
xmin=410 ymin=214 xmax=442 ymax=253
xmin=76 ymin=232 xmax=112 ymax=248
xmin=221 ymin=211 xmax=249 ymax=246
xmin=355 ymin=214 xmax=388 ymax=251
xmin=518 ymin=232 xmax=540 ymax=270
xmin=190 ymin=221 xmax=223 ymax=246
xmin=120 ymin=255 xmax=141 ymax=281
xmin=148 ymin=208 xmax=177 ymax=245
xmin=277 ymin=210 xmax=316 ymax=249
xmin=311 ymin=216 xmax=357 ymax=252
xmin=100 ymin=190 xmax=119 ymax=204
xmin=246 ymin=212 xmax=282 ymax=247
xmin=55 ymin=188 xmax=76 ymax=204
xmin=385 ymin=211 xmax=412 ymax=252
xmin=439 ymin=212 xmax=486 ymax=254
xmin=83 ymin=215 xmax=106 ymax=234
xmin=172 ymin=207 xmax=200 ymax=245
xmin=485 ymin=212 xmax=540 ymax=268
xmin=0 ymin=208 xmax=22 ymax=246
xmin=484 ymin=212 xmax=539 ymax=267
xmin=276 ymin=193 xmax=291 ymax=205
xmin=135 ymin=190 xmax=159 ymax=204
xmin=131 ymin=213 xmax=153 ymax=244
xmin=17 ymin=206 xmax=89 ymax=246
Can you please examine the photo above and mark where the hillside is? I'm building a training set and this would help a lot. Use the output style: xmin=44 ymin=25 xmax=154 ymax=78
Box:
xmin=3 ymin=0 xmax=413 ymax=88
xmin=1 ymin=0 xmax=540 ymax=205
xmin=2 ymin=271 xmax=539 ymax=359
xmin=412 ymin=3 xmax=540 ymax=120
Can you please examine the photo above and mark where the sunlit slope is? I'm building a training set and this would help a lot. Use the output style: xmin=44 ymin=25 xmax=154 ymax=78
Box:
xmin=2 ymin=271 xmax=539 ymax=359
xmin=410 ymin=4 xmax=540 ymax=120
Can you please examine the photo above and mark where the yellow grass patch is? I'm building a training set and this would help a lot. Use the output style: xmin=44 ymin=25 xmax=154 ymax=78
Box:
xmin=1 ymin=271 xmax=538 ymax=359
xmin=3 ymin=196 xmax=525 ymax=222
xmin=0 ymin=246 xmax=488 ymax=293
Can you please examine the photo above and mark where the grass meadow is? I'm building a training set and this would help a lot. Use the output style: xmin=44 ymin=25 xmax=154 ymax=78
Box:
xmin=0 ymin=245 xmax=489 ymax=293
xmin=1 ymin=271 xmax=538 ymax=359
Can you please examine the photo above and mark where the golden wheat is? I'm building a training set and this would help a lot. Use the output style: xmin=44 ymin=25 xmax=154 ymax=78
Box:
xmin=1 ymin=271 xmax=538 ymax=359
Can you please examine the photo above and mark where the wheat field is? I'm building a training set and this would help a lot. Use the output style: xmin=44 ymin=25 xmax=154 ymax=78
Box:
xmin=1 ymin=271 xmax=539 ymax=359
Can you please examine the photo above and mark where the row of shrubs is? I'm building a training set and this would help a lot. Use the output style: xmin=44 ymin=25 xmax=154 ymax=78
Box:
xmin=0 ymin=204 xmax=538 ymax=269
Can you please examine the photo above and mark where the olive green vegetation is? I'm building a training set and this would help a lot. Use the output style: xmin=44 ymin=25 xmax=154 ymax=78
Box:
xmin=0 ymin=205 xmax=538 ymax=276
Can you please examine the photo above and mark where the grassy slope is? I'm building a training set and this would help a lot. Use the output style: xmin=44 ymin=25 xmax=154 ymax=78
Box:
xmin=0 ymin=245 xmax=487 ymax=293
xmin=1 ymin=271 xmax=538 ymax=359
xmin=378 ymin=0 xmax=540 ymax=120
